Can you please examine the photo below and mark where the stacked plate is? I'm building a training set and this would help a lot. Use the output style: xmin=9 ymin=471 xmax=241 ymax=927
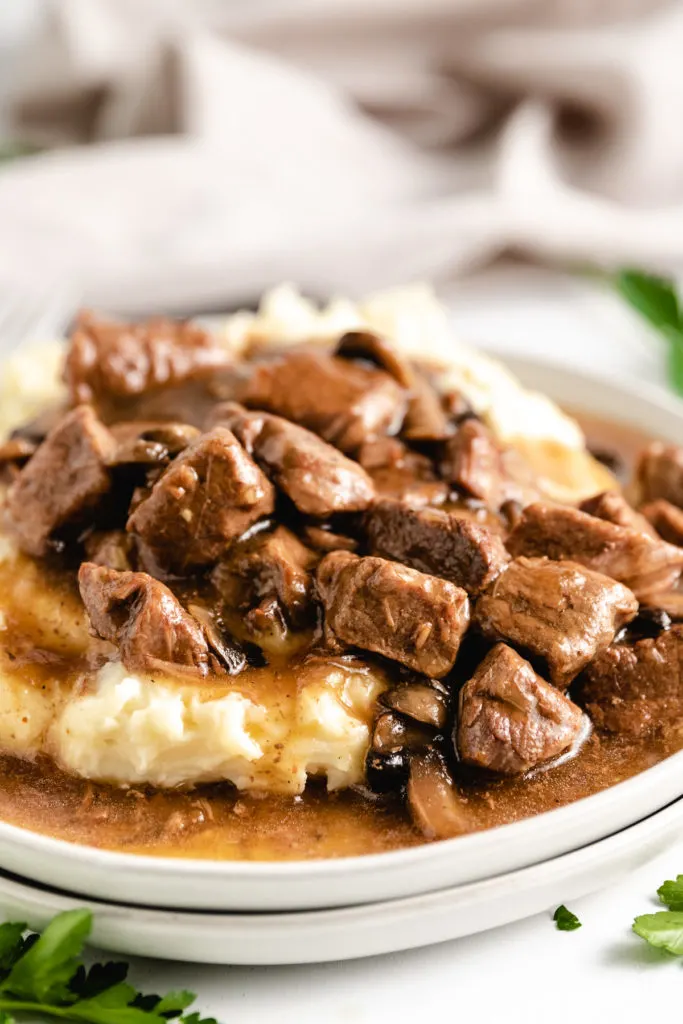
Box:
xmin=1 ymin=362 xmax=683 ymax=964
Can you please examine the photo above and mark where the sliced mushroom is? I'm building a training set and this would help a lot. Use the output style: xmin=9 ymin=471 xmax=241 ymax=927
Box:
xmin=406 ymin=750 xmax=471 ymax=840
xmin=187 ymin=603 xmax=248 ymax=675
xmin=107 ymin=421 xmax=200 ymax=467
xmin=381 ymin=681 xmax=450 ymax=730
xmin=0 ymin=437 xmax=37 ymax=467
xmin=365 ymin=749 xmax=409 ymax=794
xmin=336 ymin=330 xmax=413 ymax=386
xmin=372 ymin=710 xmax=435 ymax=753
xmin=302 ymin=524 xmax=359 ymax=554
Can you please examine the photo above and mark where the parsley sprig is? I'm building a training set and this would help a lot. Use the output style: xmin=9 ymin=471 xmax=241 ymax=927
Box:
xmin=553 ymin=905 xmax=581 ymax=931
xmin=614 ymin=269 xmax=683 ymax=394
xmin=633 ymin=873 xmax=683 ymax=954
xmin=0 ymin=910 xmax=218 ymax=1023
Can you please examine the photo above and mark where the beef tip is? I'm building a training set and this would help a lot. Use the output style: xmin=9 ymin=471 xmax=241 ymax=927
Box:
xmin=358 ymin=438 xmax=448 ymax=508
xmin=575 ymin=626 xmax=683 ymax=737
xmin=107 ymin=421 xmax=200 ymax=468
xmin=84 ymin=529 xmax=135 ymax=572
xmin=636 ymin=442 xmax=683 ymax=507
xmin=211 ymin=404 xmax=374 ymax=517
xmin=302 ymin=524 xmax=359 ymax=554
xmin=6 ymin=405 xmax=115 ymax=557
xmin=240 ymin=350 xmax=406 ymax=452
xmin=580 ymin=490 xmax=657 ymax=537
xmin=78 ymin=562 xmax=217 ymax=677
xmin=65 ymin=311 xmax=230 ymax=405
xmin=457 ymin=643 xmax=586 ymax=775
xmin=213 ymin=525 xmax=318 ymax=627
xmin=127 ymin=427 xmax=275 ymax=573
xmin=641 ymin=499 xmax=683 ymax=547
xmin=475 ymin=556 xmax=638 ymax=687
xmin=365 ymin=499 xmax=509 ymax=596
xmin=507 ymin=502 xmax=683 ymax=599
xmin=440 ymin=419 xmax=506 ymax=508
xmin=316 ymin=551 xmax=470 ymax=678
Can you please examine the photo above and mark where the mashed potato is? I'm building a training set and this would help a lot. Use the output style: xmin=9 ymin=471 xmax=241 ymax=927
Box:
xmin=0 ymin=282 xmax=611 ymax=791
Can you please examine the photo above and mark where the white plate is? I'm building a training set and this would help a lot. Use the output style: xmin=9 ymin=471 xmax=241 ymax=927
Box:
xmin=2 ymin=796 xmax=683 ymax=965
xmin=1 ymin=359 xmax=682 ymax=914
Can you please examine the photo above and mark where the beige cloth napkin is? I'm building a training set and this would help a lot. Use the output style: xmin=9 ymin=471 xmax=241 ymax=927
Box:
xmin=2 ymin=0 xmax=683 ymax=313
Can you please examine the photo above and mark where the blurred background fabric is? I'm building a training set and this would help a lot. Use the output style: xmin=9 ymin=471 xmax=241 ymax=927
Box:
xmin=1 ymin=0 xmax=683 ymax=313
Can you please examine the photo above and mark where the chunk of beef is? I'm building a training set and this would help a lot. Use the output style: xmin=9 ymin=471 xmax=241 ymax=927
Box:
xmin=475 ymin=556 xmax=638 ymax=686
xmin=127 ymin=427 xmax=275 ymax=573
xmin=441 ymin=419 xmax=505 ymax=508
xmin=336 ymin=330 xmax=451 ymax=442
xmin=575 ymin=626 xmax=683 ymax=737
xmin=211 ymin=403 xmax=374 ymax=517
xmin=65 ymin=311 xmax=230 ymax=405
xmin=580 ymin=490 xmax=657 ymax=537
xmin=316 ymin=551 xmax=470 ymax=677
xmin=457 ymin=643 xmax=586 ymax=774
xmin=365 ymin=499 xmax=509 ymax=596
xmin=78 ymin=562 xmax=216 ymax=677
xmin=213 ymin=525 xmax=318 ymax=626
xmin=302 ymin=524 xmax=358 ymax=554
xmin=6 ymin=406 xmax=115 ymax=557
xmin=507 ymin=502 xmax=683 ymax=599
xmin=240 ymin=350 xmax=406 ymax=452
xmin=358 ymin=438 xmax=448 ymax=508
xmin=641 ymin=499 xmax=683 ymax=547
xmin=84 ymin=529 xmax=135 ymax=572
xmin=636 ymin=442 xmax=683 ymax=507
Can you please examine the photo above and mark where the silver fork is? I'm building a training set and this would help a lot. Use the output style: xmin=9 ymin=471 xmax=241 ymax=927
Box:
xmin=0 ymin=282 xmax=79 ymax=355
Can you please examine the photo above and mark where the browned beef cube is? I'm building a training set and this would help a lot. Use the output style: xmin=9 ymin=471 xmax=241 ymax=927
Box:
xmin=358 ymin=438 xmax=448 ymax=508
xmin=78 ymin=562 xmax=215 ymax=677
xmin=365 ymin=499 xmax=509 ymax=596
xmin=240 ymin=350 xmax=406 ymax=452
xmin=127 ymin=427 xmax=275 ymax=573
xmin=475 ymin=556 xmax=638 ymax=686
xmin=580 ymin=490 xmax=657 ymax=537
xmin=636 ymin=442 xmax=683 ymax=506
xmin=6 ymin=405 xmax=115 ymax=556
xmin=316 ymin=551 xmax=470 ymax=677
xmin=641 ymin=499 xmax=683 ymax=547
xmin=440 ymin=419 xmax=505 ymax=507
xmin=211 ymin=404 xmax=375 ymax=517
xmin=65 ymin=311 xmax=230 ymax=405
xmin=576 ymin=626 xmax=683 ymax=737
xmin=457 ymin=643 xmax=586 ymax=774
xmin=507 ymin=502 xmax=683 ymax=599
xmin=213 ymin=525 xmax=319 ymax=626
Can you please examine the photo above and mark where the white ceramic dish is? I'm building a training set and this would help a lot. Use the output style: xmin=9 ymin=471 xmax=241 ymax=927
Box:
xmin=2 ymin=795 xmax=682 ymax=965
xmin=1 ymin=358 xmax=681 ymax=914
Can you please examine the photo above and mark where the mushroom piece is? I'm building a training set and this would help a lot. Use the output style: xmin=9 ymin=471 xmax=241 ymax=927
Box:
xmin=107 ymin=421 xmax=200 ymax=467
xmin=365 ymin=749 xmax=410 ymax=794
xmin=406 ymin=750 xmax=471 ymax=840
xmin=372 ymin=710 xmax=435 ymax=753
xmin=381 ymin=681 xmax=450 ymax=730
xmin=187 ymin=603 xmax=249 ymax=675
xmin=0 ymin=437 xmax=37 ymax=467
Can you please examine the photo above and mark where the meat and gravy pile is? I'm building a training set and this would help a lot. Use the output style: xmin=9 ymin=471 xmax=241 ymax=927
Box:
xmin=1 ymin=286 xmax=682 ymax=853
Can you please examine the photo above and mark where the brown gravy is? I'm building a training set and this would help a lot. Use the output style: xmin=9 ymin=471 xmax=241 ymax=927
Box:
xmin=0 ymin=411 xmax=678 ymax=862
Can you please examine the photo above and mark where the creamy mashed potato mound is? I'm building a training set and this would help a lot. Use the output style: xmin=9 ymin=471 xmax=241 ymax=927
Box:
xmin=0 ymin=283 xmax=612 ymax=791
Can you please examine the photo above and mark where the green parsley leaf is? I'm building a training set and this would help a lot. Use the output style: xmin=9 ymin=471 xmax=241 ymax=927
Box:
xmin=2 ymin=910 xmax=92 ymax=1004
xmin=633 ymin=911 xmax=683 ymax=954
xmin=657 ymin=874 xmax=683 ymax=911
xmin=615 ymin=270 xmax=680 ymax=332
xmin=553 ymin=905 xmax=581 ymax=931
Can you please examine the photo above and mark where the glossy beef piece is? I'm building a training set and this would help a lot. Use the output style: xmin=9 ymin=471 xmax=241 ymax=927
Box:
xmin=507 ymin=502 xmax=683 ymax=599
xmin=475 ymin=556 xmax=638 ymax=687
xmin=580 ymin=490 xmax=657 ymax=537
xmin=213 ymin=525 xmax=318 ymax=627
xmin=576 ymin=626 xmax=683 ymax=737
xmin=316 ymin=551 xmax=470 ymax=678
xmin=365 ymin=500 xmax=509 ymax=596
xmin=212 ymin=404 xmax=375 ymax=517
xmin=641 ymin=499 xmax=683 ymax=547
xmin=302 ymin=524 xmax=358 ymax=554
xmin=457 ymin=644 xmax=585 ymax=775
xmin=84 ymin=529 xmax=135 ymax=572
xmin=636 ymin=442 xmax=683 ymax=507
xmin=240 ymin=350 xmax=406 ymax=452
xmin=78 ymin=562 xmax=216 ymax=677
xmin=6 ymin=405 xmax=115 ymax=557
xmin=440 ymin=419 xmax=505 ymax=507
xmin=65 ymin=311 xmax=230 ymax=405
xmin=127 ymin=427 xmax=275 ymax=574
xmin=358 ymin=438 xmax=448 ymax=508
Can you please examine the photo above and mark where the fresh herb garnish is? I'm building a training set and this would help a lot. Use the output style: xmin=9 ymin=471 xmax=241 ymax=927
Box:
xmin=658 ymin=874 xmax=683 ymax=911
xmin=0 ymin=910 xmax=218 ymax=1023
xmin=553 ymin=905 xmax=581 ymax=931
xmin=633 ymin=911 xmax=683 ymax=955
xmin=613 ymin=269 xmax=683 ymax=394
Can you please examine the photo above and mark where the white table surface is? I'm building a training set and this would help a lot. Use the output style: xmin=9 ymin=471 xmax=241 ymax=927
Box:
xmin=43 ymin=265 xmax=683 ymax=1022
